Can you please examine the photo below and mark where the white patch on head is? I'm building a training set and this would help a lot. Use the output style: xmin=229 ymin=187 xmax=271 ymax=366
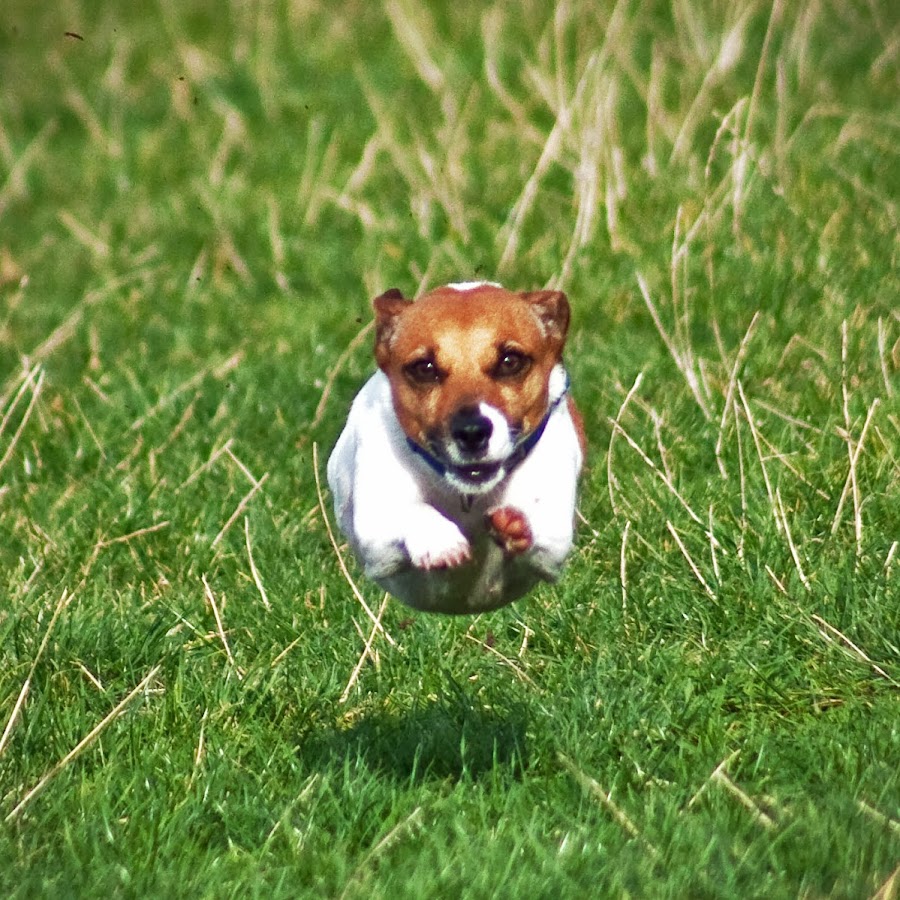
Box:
xmin=479 ymin=402 xmax=516 ymax=460
xmin=443 ymin=403 xmax=514 ymax=467
xmin=446 ymin=280 xmax=502 ymax=292
xmin=438 ymin=402 xmax=515 ymax=495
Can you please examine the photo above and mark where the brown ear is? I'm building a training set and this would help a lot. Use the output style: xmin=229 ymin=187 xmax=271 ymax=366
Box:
xmin=521 ymin=290 xmax=570 ymax=348
xmin=372 ymin=288 xmax=411 ymax=370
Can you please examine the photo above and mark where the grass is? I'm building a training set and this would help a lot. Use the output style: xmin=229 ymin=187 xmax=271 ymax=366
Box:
xmin=1 ymin=0 xmax=898 ymax=896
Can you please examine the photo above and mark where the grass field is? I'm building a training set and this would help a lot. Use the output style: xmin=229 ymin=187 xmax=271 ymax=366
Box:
xmin=1 ymin=0 xmax=898 ymax=896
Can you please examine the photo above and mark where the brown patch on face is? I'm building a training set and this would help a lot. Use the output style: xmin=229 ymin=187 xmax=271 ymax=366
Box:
xmin=372 ymin=285 xmax=570 ymax=449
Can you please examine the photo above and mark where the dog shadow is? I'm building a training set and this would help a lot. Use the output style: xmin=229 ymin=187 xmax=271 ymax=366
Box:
xmin=304 ymin=693 xmax=528 ymax=782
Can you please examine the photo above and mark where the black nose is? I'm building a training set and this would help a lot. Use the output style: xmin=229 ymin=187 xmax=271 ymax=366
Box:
xmin=450 ymin=407 xmax=493 ymax=454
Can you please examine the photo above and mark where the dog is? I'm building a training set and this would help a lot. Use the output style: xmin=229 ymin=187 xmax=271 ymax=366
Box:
xmin=327 ymin=281 xmax=584 ymax=614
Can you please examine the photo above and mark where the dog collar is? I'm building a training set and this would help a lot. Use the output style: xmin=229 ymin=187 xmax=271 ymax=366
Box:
xmin=406 ymin=371 xmax=570 ymax=483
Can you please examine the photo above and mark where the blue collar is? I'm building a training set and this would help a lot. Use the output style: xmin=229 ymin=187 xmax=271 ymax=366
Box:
xmin=406 ymin=377 xmax=568 ymax=483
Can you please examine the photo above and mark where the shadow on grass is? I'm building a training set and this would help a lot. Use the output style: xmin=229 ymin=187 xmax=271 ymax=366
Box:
xmin=303 ymin=693 xmax=528 ymax=782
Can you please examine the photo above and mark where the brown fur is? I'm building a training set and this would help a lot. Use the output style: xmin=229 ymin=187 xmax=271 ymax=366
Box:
xmin=486 ymin=506 xmax=533 ymax=555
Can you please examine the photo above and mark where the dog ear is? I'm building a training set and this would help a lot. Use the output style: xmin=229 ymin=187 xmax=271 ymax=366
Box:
xmin=373 ymin=288 xmax=407 ymax=307
xmin=521 ymin=290 xmax=570 ymax=348
xmin=372 ymin=288 xmax=411 ymax=369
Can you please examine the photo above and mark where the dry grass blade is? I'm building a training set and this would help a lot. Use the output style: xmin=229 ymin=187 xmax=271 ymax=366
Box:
xmin=743 ymin=0 xmax=785 ymax=147
xmin=857 ymin=800 xmax=900 ymax=838
xmin=688 ymin=749 xmax=741 ymax=808
xmin=0 ymin=589 xmax=72 ymax=759
xmin=224 ymin=444 xmax=263 ymax=488
xmin=497 ymin=114 xmax=567 ymax=274
xmin=0 ymin=365 xmax=39 ymax=439
xmin=608 ymin=372 xmax=644 ymax=516
xmin=713 ymin=770 xmax=775 ymax=830
xmin=870 ymin=863 xmax=900 ymax=900
xmin=311 ymin=320 xmax=374 ymax=431
xmin=481 ymin=9 xmax=544 ymax=146
xmin=554 ymin=71 xmax=613 ymax=286
xmin=57 ymin=209 xmax=109 ymax=258
xmin=384 ymin=0 xmax=444 ymax=94
xmin=715 ymin=311 xmax=760 ymax=478
xmin=0 ymin=119 xmax=58 ymax=216
xmin=831 ymin=397 xmax=880 ymax=546
xmin=177 ymin=438 xmax=234 ymax=492
xmin=620 ymin=520 xmax=631 ymax=623
xmin=202 ymin=574 xmax=244 ymax=680
xmin=811 ymin=614 xmax=898 ymax=686
xmin=775 ymin=488 xmax=810 ymax=591
xmin=464 ymin=633 xmax=538 ymax=689
xmin=130 ymin=351 xmax=243 ymax=431
xmin=96 ymin=521 xmax=170 ymax=550
xmin=0 ymin=367 xmax=45 ymax=477
xmin=732 ymin=394 xmax=749 ymax=559
xmin=666 ymin=521 xmax=717 ymax=600
xmin=885 ymin=541 xmax=897 ymax=577
xmin=607 ymin=416 xmax=706 ymax=529
xmin=877 ymin=317 xmax=894 ymax=398
xmin=211 ymin=472 xmax=270 ymax=548
xmin=708 ymin=505 xmax=721 ymax=581
xmin=244 ymin=517 xmax=272 ymax=611
xmin=340 ymin=593 xmax=390 ymax=703
xmin=5 ymin=664 xmax=161 ymax=823
xmin=673 ymin=24 xmax=749 ymax=165
xmin=636 ymin=272 xmax=712 ymax=420
xmin=559 ymin=753 xmax=660 ymax=861
xmin=765 ymin=564 xmax=788 ymax=595
xmin=736 ymin=381 xmax=779 ymax=532
xmin=339 ymin=805 xmax=425 ymax=900
xmin=497 ymin=33 xmax=616 ymax=274
xmin=688 ymin=749 xmax=775 ymax=829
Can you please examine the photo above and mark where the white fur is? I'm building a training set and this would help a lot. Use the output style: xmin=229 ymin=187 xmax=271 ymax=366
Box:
xmin=327 ymin=370 xmax=583 ymax=614
xmin=446 ymin=280 xmax=502 ymax=291
xmin=548 ymin=363 xmax=568 ymax=404
xmin=441 ymin=402 xmax=512 ymax=462
xmin=437 ymin=402 xmax=516 ymax=494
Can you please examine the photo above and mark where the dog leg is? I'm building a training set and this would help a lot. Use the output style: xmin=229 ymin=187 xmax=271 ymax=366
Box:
xmin=486 ymin=506 xmax=533 ymax=556
xmin=404 ymin=507 xmax=472 ymax=570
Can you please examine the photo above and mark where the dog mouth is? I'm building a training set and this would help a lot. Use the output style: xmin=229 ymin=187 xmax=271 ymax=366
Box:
xmin=411 ymin=404 xmax=522 ymax=493
xmin=446 ymin=460 xmax=504 ymax=486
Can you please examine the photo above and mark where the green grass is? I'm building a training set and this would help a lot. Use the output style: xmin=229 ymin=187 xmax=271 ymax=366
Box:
xmin=1 ymin=0 xmax=898 ymax=896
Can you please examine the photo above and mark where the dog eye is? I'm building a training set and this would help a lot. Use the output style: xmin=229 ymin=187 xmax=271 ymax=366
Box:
xmin=493 ymin=349 xmax=530 ymax=378
xmin=404 ymin=358 xmax=442 ymax=384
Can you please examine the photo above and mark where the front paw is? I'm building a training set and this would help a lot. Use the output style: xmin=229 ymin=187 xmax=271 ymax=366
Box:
xmin=405 ymin=518 xmax=471 ymax=570
xmin=486 ymin=506 xmax=533 ymax=556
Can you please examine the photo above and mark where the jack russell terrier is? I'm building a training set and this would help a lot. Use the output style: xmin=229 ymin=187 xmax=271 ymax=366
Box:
xmin=327 ymin=281 xmax=584 ymax=614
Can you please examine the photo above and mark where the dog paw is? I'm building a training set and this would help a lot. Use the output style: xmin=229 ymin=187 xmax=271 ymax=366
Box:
xmin=486 ymin=506 xmax=533 ymax=556
xmin=405 ymin=518 xmax=471 ymax=570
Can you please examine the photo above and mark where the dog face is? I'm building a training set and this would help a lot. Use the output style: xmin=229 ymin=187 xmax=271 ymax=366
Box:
xmin=373 ymin=284 xmax=570 ymax=493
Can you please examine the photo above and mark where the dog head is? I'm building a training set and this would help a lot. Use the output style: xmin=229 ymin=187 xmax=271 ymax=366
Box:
xmin=373 ymin=282 xmax=570 ymax=494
